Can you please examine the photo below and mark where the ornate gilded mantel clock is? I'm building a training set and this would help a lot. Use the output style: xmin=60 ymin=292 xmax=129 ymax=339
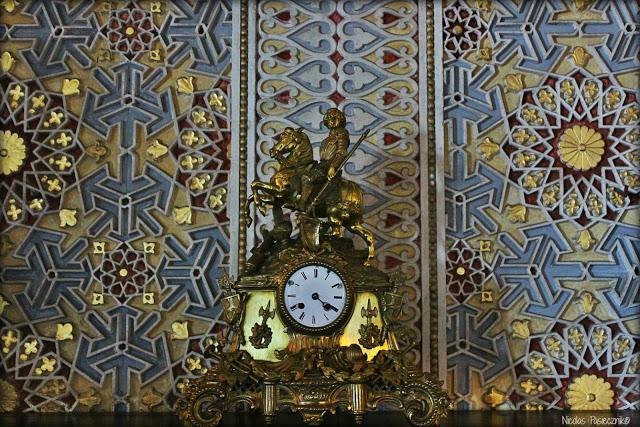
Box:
xmin=176 ymin=109 xmax=451 ymax=426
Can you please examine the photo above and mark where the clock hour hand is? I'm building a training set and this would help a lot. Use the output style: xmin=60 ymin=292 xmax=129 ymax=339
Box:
xmin=311 ymin=292 xmax=339 ymax=312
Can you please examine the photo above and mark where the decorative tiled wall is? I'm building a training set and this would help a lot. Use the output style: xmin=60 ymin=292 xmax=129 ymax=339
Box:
xmin=443 ymin=0 xmax=639 ymax=410
xmin=0 ymin=0 xmax=233 ymax=411
xmin=0 ymin=0 xmax=637 ymax=414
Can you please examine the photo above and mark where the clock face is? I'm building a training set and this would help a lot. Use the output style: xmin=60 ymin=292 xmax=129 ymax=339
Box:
xmin=281 ymin=263 xmax=350 ymax=332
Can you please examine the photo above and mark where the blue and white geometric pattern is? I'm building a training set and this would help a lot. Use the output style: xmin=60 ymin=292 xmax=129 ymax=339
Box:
xmin=0 ymin=0 xmax=232 ymax=412
xmin=444 ymin=0 xmax=640 ymax=409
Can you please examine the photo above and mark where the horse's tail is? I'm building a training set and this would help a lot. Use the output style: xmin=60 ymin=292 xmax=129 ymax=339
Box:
xmin=339 ymin=180 xmax=363 ymax=214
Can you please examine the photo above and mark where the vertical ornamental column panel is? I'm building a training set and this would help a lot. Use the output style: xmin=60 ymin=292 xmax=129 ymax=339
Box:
xmin=253 ymin=0 xmax=428 ymax=364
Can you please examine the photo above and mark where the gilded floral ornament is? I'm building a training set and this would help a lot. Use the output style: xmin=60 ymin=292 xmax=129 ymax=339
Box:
xmin=591 ymin=328 xmax=608 ymax=352
xmin=567 ymin=374 xmax=613 ymax=410
xmin=511 ymin=319 xmax=531 ymax=339
xmin=544 ymin=336 xmax=564 ymax=358
xmin=21 ymin=339 xmax=38 ymax=360
xmin=537 ymin=89 xmax=556 ymax=110
xmin=8 ymin=84 xmax=24 ymax=108
xmin=520 ymin=378 xmax=543 ymax=395
xmin=507 ymin=205 xmax=527 ymax=222
xmin=514 ymin=152 xmax=536 ymax=168
xmin=142 ymin=292 xmax=154 ymax=304
xmin=55 ymin=323 xmax=73 ymax=341
xmin=1 ymin=52 xmax=15 ymax=73
xmin=147 ymin=139 xmax=168 ymax=160
xmin=523 ymin=172 xmax=543 ymax=189
xmin=0 ymin=295 xmax=9 ymax=315
xmin=482 ymin=386 xmax=507 ymax=408
xmin=177 ymin=77 xmax=195 ymax=94
xmin=209 ymin=92 xmax=226 ymax=112
xmin=558 ymin=125 xmax=605 ymax=171
xmin=189 ymin=174 xmax=211 ymax=192
xmin=478 ymin=138 xmax=500 ymax=160
xmin=173 ymin=206 xmax=192 ymax=225
xmin=59 ymin=209 xmax=78 ymax=227
xmin=524 ymin=403 xmax=544 ymax=411
xmin=1 ymin=330 xmax=17 ymax=353
xmin=209 ymin=187 xmax=227 ymax=211
xmin=0 ymin=130 xmax=26 ymax=175
xmin=576 ymin=230 xmax=595 ymax=250
xmin=142 ymin=388 xmax=164 ymax=410
xmin=42 ymin=176 xmax=61 ymax=191
xmin=587 ymin=193 xmax=603 ymax=215
xmin=477 ymin=47 xmax=492 ymax=61
xmin=620 ymin=106 xmax=638 ymax=125
xmin=481 ymin=291 xmax=493 ymax=302
xmin=0 ymin=0 xmax=18 ymax=13
xmin=560 ymin=80 xmax=575 ymax=103
xmin=529 ymin=355 xmax=551 ymax=373
xmin=93 ymin=241 xmax=106 ymax=254
xmin=61 ymin=79 xmax=80 ymax=96
xmin=86 ymin=141 xmax=109 ymax=161
xmin=149 ymin=1 xmax=162 ymax=13
xmin=149 ymin=49 xmax=162 ymax=61
xmin=521 ymin=107 xmax=542 ymax=125
xmin=621 ymin=171 xmax=640 ymax=189
xmin=35 ymin=356 xmax=57 ymax=375
xmin=186 ymin=356 xmax=203 ymax=373
xmin=569 ymin=47 xmax=591 ymax=68
xmin=506 ymin=73 xmax=525 ymax=92
xmin=29 ymin=198 xmax=43 ymax=211
xmin=39 ymin=379 xmax=66 ymax=397
xmin=78 ymin=388 xmax=101 ymax=409
xmin=6 ymin=199 xmax=22 ymax=221
xmin=583 ymin=81 xmax=599 ymax=103
xmin=475 ymin=0 xmax=491 ymax=11
xmin=575 ymin=291 xmax=598 ymax=314
xmin=607 ymin=188 xmax=625 ymax=207
xmin=568 ymin=327 xmax=584 ymax=351
xmin=92 ymin=293 xmax=104 ymax=305
xmin=612 ymin=337 xmax=630 ymax=360
xmin=541 ymin=185 xmax=559 ymax=206
xmin=605 ymin=90 xmax=622 ymax=110
xmin=171 ymin=321 xmax=189 ymax=340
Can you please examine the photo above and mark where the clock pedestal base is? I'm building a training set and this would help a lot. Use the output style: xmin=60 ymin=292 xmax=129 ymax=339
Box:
xmin=176 ymin=346 xmax=451 ymax=427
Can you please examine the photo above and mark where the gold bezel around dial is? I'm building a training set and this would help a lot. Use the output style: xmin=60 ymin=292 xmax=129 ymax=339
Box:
xmin=276 ymin=259 xmax=354 ymax=335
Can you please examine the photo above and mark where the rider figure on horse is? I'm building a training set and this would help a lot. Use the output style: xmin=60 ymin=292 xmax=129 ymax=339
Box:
xmin=297 ymin=108 xmax=351 ymax=211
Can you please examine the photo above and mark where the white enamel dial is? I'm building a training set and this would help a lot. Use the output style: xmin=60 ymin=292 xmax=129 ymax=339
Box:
xmin=283 ymin=264 xmax=347 ymax=330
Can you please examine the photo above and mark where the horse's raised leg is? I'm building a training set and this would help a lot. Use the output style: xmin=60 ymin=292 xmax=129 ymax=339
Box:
xmin=347 ymin=222 xmax=375 ymax=266
xmin=252 ymin=181 xmax=280 ymax=216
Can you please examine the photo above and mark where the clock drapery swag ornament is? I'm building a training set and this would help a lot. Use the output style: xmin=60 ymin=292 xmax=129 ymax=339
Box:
xmin=176 ymin=109 xmax=451 ymax=426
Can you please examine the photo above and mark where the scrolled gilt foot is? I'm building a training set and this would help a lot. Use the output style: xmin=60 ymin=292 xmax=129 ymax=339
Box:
xmin=177 ymin=375 xmax=230 ymax=427
xmin=401 ymin=374 xmax=452 ymax=427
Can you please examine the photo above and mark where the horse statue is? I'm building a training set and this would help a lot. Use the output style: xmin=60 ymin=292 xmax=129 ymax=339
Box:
xmin=246 ymin=127 xmax=374 ymax=266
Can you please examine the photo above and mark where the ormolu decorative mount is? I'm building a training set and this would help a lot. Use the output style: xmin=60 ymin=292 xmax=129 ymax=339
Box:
xmin=177 ymin=342 xmax=451 ymax=426
xmin=176 ymin=109 xmax=451 ymax=426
